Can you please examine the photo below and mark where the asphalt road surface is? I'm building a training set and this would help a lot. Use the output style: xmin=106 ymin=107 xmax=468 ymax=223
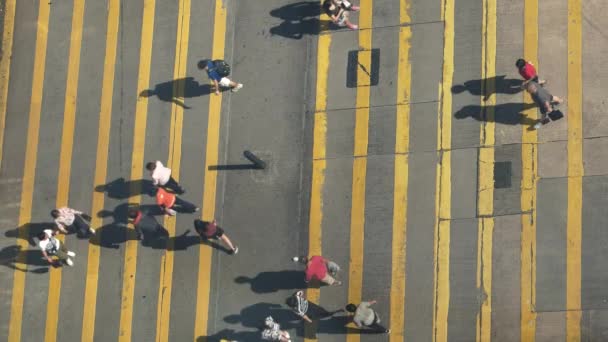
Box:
xmin=0 ymin=0 xmax=607 ymax=341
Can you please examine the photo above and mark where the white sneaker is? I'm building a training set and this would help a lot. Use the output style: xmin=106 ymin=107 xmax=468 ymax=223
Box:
xmin=67 ymin=251 xmax=76 ymax=257
xmin=89 ymin=227 xmax=96 ymax=234
xmin=533 ymin=122 xmax=541 ymax=129
xmin=231 ymin=83 xmax=243 ymax=93
xmin=66 ymin=258 xmax=74 ymax=266
xmin=167 ymin=209 xmax=177 ymax=216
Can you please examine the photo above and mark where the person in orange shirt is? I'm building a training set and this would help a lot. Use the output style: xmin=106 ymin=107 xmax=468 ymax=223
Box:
xmin=155 ymin=188 xmax=199 ymax=216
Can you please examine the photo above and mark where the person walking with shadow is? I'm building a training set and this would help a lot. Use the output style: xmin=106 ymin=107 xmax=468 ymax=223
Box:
xmin=198 ymin=59 xmax=243 ymax=95
xmin=261 ymin=316 xmax=292 ymax=342
xmin=194 ymin=219 xmax=238 ymax=255
xmin=516 ymin=58 xmax=546 ymax=87
xmin=38 ymin=229 xmax=76 ymax=267
xmin=128 ymin=208 xmax=168 ymax=243
xmin=286 ymin=290 xmax=344 ymax=323
xmin=293 ymin=255 xmax=342 ymax=286
xmin=524 ymin=81 xmax=563 ymax=129
xmin=156 ymin=187 xmax=199 ymax=216
xmin=345 ymin=300 xmax=390 ymax=334
xmin=146 ymin=160 xmax=185 ymax=194
xmin=322 ymin=0 xmax=358 ymax=30
xmin=51 ymin=207 xmax=95 ymax=237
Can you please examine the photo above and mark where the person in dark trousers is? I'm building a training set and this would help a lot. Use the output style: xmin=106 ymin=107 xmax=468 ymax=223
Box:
xmin=197 ymin=59 xmax=243 ymax=95
xmin=286 ymin=290 xmax=344 ymax=323
xmin=516 ymin=58 xmax=546 ymax=87
xmin=128 ymin=208 xmax=168 ymax=243
xmin=524 ymin=81 xmax=563 ymax=129
xmin=155 ymin=187 xmax=199 ymax=216
xmin=194 ymin=219 xmax=238 ymax=255
xmin=345 ymin=300 xmax=390 ymax=333
xmin=51 ymin=207 xmax=95 ymax=237
xmin=146 ymin=160 xmax=185 ymax=194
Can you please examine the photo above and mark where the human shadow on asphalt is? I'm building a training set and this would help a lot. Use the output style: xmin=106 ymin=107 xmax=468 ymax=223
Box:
xmin=140 ymin=77 xmax=215 ymax=108
xmin=4 ymin=222 xmax=56 ymax=247
xmin=454 ymin=102 xmax=538 ymax=126
xmin=269 ymin=1 xmax=335 ymax=39
xmin=0 ymin=245 xmax=53 ymax=273
xmin=235 ymin=270 xmax=307 ymax=293
xmin=196 ymin=329 xmax=262 ymax=342
xmin=95 ymin=177 xmax=156 ymax=200
xmin=224 ymin=302 xmax=301 ymax=331
xmin=451 ymin=76 xmax=524 ymax=101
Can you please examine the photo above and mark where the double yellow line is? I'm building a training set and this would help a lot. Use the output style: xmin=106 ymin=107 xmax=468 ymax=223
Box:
xmin=8 ymin=0 xmax=50 ymax=340
xmin=44 ymin=0 xmax=86 ymax=340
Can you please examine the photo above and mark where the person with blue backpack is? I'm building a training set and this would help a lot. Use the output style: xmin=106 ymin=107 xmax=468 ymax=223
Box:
xmin=198 ymin=59 xmax=243 ymax=95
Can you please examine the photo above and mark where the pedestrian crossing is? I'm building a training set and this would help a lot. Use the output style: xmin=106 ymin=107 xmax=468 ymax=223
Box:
xmin=0 ymin=0 xmax=604 ymax=341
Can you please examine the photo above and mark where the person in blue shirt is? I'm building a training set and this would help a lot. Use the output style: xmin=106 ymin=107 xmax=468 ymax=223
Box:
xmin=197 ymin=59 xmax=243 ymax=95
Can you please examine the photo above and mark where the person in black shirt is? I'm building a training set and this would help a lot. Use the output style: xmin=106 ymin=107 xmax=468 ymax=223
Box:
xmin=322 ymin=0 xmax=358 ymax=30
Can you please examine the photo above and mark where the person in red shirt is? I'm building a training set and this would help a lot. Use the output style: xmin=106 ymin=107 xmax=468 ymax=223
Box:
xmin=194 ymin=219 xmax=239 ymax=255
xmin=516 ymin=58 xmax=546 ymax=86
xmin=293 ymin=255 xmax=342 ymax=286
xmin=155 ymin=188 xmax=199 ymax=216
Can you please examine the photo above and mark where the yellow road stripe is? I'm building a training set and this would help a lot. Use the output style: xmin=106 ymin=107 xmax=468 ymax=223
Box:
xmin=193 ymin=0 xmax=226 ymax=339
xmin=303 ymin=2 xmax=331 ymax=341
xmin=155 ymin=0 xmax=190 ymax=340
xmin=521 ymin=0 xmax=538 ymax=340
xmin=80 ymin=0 xmax=120 ymax=340
xmin=0 ymin=0 xmax=16 ymax=170
xmin=433 ymin=0 xmax=454 ymax=340
xmin=44 ymin=0 xmax=86 ymax=340
xmin=346 ymin=2 xmax=372 ymax=342
xmin=7 ymin=0 xmax=50 ymax=340
xmin=476 ymin=0 xmax=496 ymax=340
xmin=390 ymin=0 xmax=411 ymax=340
xmin=566 ymin=0 xmax=583 ymax=339
xmin=115 ymin=0 xmax=155 ymax=341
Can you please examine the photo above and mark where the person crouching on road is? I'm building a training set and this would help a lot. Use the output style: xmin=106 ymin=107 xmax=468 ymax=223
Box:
xmin=38 ymin=229 xmax=76 ymax=267
xmin=51 ymin=207 xmax=95 ymax=237
xmin=322 ymin=0 xmax=358 ymax=30
xmin=293 ymin=255 xmax=342 ymax=286
xmin=155 ymin=187 xmax=199 ymax=216
xmin=194 ymin=219 xmax=239 ymax=255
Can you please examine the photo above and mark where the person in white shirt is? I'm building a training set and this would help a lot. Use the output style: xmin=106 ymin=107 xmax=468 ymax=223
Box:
xmin=261 ymin=316 xmax=291 ymax=342
xmin=146 ymin=160 xmax=185 ymax=194
xmin=37 ymin=229 xmax=75 ymax=266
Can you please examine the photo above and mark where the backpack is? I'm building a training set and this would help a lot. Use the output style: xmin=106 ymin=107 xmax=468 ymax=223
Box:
xmin=212 ymin=60 xmax=231 ymax=77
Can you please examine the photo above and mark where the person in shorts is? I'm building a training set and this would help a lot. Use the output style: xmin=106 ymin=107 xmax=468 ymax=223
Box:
xmin=292 ymin=255 xmax=342 ymax=286
xmin=198 ymin=59 xmax=243 ymax=95
xmin=516 ymin=58 xmax=546 ymax=86
xmin=322 ymin=0 xmax=358 ymax=30
xmin=194 ymin=219 xmax=239 ymax=255
xmin=261 ymin=316 xmax=292 ymax=342
xmin=525 ymin=81 xmax=563 ymax=129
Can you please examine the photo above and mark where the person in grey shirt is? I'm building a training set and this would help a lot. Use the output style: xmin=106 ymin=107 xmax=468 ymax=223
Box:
xmin=525 ymin=81 xmax=563 ymax=129
xmin=345 ymin=300 xmax=390 ymax=333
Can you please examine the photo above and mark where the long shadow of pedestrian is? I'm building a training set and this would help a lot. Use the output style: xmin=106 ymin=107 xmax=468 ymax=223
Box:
xmin=0 ymin=245 xmax=53 ymax=273
xmin=235 ymin=270 xmax=306 ymax=293
xmin=91 ymin=203 xmax=159 ymax=249
xmin=269 ymin=2 xmax=334 ymax=39
xmin=165 ymin=229 xmax=232 ymax=253
xmin=95 ymin=178 xmax=156 ymax=200
xmin=454 ymin=102 xmax=538 ymax=126
xmin=224 ymin=302 xmax=302 ymax=332
xmin=196 ymin=329 xmax=261 ymax=342
xmin=4 ymin=222 xmax=56 ymax=247
xmin=139 ymin=77 xmax=213 ymax=108
xmin=451 ymin=75 xmax=524 ymax=101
